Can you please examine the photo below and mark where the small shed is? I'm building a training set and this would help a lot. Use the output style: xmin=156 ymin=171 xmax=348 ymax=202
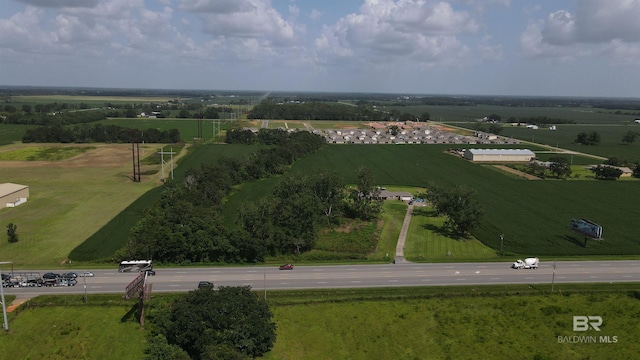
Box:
xmin=1 ymin=183 xmax=30 ymax=209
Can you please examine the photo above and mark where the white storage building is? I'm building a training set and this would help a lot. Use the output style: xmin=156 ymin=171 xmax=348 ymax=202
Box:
xmin=1 ymin=183 xmax=30 ymax=209
xmin=463 ymin=149 xmax=535 ymax=162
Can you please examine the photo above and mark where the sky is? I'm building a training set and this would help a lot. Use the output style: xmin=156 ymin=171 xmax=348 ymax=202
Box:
xmin=1 ymin=0 xmax=639 ymax=98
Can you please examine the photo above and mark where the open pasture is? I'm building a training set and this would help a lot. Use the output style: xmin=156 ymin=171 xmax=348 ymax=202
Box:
xmin=96 ymin=117 xmax=235 ymax=142
xmin=390 ymin=104 xmax=638 ymax=124
xmin=0 ymin=143 xmax=161 ymax=267
xmin=290 ymin=144 xmax=640 ymax=256
xmin=498 ymin=124 xmax=640 ymax=161
xmin=265 ymin=288 xmax=640 ymax=360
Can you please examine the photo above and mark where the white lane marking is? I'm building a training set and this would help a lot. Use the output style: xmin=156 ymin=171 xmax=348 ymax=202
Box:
xmin=456 ymin=278 xmax=466 ymax=281
xmin=490 ymin=278 xmax=500 ymax=280
xmin=317 ymin=281 xmax=327 ymax=284
xmin=388 ymin=280 xmax=398 ymax=282
xmin=525 ymin=277 xmax=534 ymax=280
xmin=351 ymin=281 xmax=362 ymax=283
xmin=590 ymin=276 xmax=598 ymax=279
xmin=623 ymin=276 xmax=632 ymax=278
xmin=280 ymin=282 xmax=289 ymax=285
xmin=422 ymin=279 xmax=431 ymax=282
xmin=169 ymin=284 xmax=181 ymax=287
xmin=475 ymin=271 xmax=480 ymax=274
xmin=558 ymin=276 xmax=567 ymax=279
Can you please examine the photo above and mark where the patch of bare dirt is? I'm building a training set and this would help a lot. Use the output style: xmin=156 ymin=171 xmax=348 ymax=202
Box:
xmin=0 ymin=143 xmax=159 ymax=169
xmin=494 ymin=165 xmax=541 ymax=180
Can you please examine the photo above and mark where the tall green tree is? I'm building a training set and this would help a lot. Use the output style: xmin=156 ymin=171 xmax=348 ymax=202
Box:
xmin=6 ymin=223 xmax=18 ymax=243
xmin=426 ymin=185 xmax=484 ymax=235
xmin=622 ymin=130 xmax=638 ymax=144
xmin=165 ymin=286 xmax=276 ymax=360
xmin=350 ymin=167 xmax=382 ymax=220
xmin=549 ymin=157 xmax=572 ymax=179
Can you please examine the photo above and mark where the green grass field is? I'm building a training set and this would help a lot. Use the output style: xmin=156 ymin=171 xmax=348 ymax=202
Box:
xmin=4 ymin=285 xmax=639 ymax=360
xmin=265 ymin=288 xmax=640 ymax=360
xmin=0 ymin=296 xmax=146 ymax=360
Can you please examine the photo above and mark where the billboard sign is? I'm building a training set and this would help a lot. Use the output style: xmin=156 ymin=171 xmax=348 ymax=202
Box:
xmin=570 ymin=218 xmax=603 ymax=239
xmin=124 ymin=272 xmax=145 ymax=300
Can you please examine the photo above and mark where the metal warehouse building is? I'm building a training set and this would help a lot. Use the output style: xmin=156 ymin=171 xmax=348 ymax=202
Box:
xmin=463 ymin=149 xmax=535 ymax=162
xmin=0 ymin=183 xmax=30 ymax=209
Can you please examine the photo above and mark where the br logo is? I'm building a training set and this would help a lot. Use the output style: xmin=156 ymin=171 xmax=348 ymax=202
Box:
xmin=573 ymin=316 xmax=602 ymax=331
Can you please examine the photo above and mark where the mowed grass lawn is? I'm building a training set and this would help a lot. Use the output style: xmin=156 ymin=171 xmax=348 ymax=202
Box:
xmin=0 ymin=305 xmax=146 ymax=360
xmin=0 ymin=143 xmax=160 ymax=267
xmin=405 ymin=207 xmax=498 ymax=262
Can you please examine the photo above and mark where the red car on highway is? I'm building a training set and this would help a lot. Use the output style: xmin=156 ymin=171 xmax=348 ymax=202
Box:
xmin=279 ymin=264 xmax=294 ymax=270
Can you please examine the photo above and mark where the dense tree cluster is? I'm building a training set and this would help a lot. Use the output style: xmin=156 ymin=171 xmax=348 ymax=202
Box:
xmin=22 ymin=124 xmax=180 ymax=143
xmin=119 ymin=130 xmax=327 ymax=263
xmin=145 ymin=286 xmax=276 ymax=360
xmin=424 ymin=185 xmax=484 ymax=235
xmin=0 ymin=109 xmax=106 ymax=125
xmin=575 ymin=131 xmax=601 ymax=145
xmin=247 ymin=101 xmax=390 ymax=121
xmin=591 ymin=165 xmax=624 ymax=180
xmin=622 ymin=130 xmax=639 ymax=144
xmin=548 ymin=157 xmax=572 ymax=179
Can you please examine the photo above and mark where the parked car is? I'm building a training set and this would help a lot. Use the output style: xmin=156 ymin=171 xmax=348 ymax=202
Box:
xmin=42 ymin=272 xmax=60 ymax=279
xmin=198 ymin=281 xmax=214 ymax=290
xmin=279 ymin=264 xmax=294 ymax=270
xmin=61 ymin=272 xmax=78 ymax=279
xmin=79 ymin=271 xmax=94 ymax=277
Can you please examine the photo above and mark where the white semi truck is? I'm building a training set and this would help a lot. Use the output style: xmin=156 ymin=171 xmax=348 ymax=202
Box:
xmin=512 ymin=257 xmax=539 ymax=269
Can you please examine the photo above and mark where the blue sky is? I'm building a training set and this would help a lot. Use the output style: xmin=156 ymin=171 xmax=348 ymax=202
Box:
xmin=1 ymin=0 xmax=639 ymax=97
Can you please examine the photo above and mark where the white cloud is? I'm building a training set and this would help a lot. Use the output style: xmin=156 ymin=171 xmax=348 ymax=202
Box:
xmin=522 ymin=0 xmax=640 ymax=63
xmin=0 ymin=6 xmax=58 ymax=54
xmin=179 ymin=0 xmax=256 ymax=14
xmin=315 ymin=0 xmax=477 ymax=67
xmin=575 ymin=0 xmax=640 ymax=43
xmin=541 ymin=10 xmax=575 ymax=45
xmin=13 ymin=0 xmax=100 ymax=8
xmin=309 ymin=9 xmax=322 ymax=20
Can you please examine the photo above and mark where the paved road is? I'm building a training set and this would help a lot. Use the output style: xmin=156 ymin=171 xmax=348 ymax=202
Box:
xmin=4 ymin=260 xmax=639 ymax=298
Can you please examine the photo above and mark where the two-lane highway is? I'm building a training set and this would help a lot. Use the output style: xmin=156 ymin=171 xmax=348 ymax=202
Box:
xmin=4 ymin=260 xmax=639 ymax=298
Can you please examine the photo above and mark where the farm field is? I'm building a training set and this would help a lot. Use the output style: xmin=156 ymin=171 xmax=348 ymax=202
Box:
xmin=95 ymin=118 xmax=235 ymax=142
xmin=390 ymin=104 xmax=639 ymax=124
xmin=498 ymin=124 xmax=640 ymax=160
xmin=9 ymin=94 xmax=175 ymax=106
xmin=289 ymin=144 xmax=640 ymax=256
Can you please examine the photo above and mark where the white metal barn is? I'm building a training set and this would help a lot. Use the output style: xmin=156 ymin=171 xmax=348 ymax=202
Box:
xmin=463 ymin=149 xmax=535 ymax=162
xmin=0 ymin=183 xmax=30 ymax=209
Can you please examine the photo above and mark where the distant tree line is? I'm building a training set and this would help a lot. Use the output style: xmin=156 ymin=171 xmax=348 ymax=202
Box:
xmin=508 ymin=116 xmax=576 ymax=125
xmin=0 ymin=109 xmax=106 ymax=125
xmin=22 ymin=124 xmax=180 ymax=143
xmin=247 ymin=101 xmax=390 ymax=121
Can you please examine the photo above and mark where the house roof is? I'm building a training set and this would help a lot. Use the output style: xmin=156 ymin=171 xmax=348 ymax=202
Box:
xmin=0 ymin=183 xmax=28 ymax=197
xmin=466 ymin=149 xmax=535 ymax=156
